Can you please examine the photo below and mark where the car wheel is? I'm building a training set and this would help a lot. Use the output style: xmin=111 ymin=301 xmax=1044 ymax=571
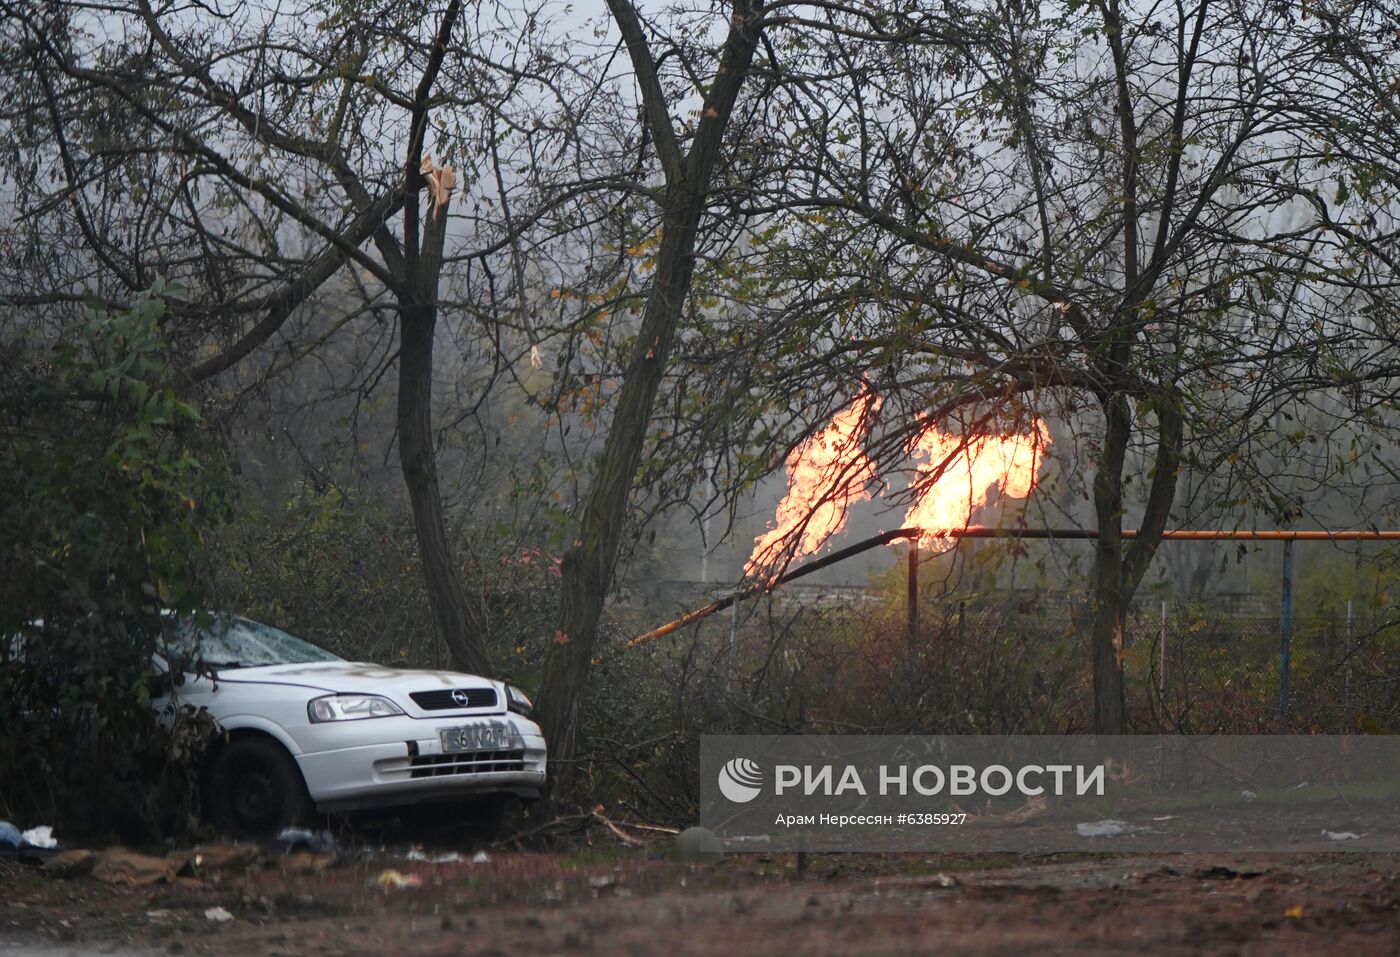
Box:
xmin=206 ymin=737 xmax=311 ymax=839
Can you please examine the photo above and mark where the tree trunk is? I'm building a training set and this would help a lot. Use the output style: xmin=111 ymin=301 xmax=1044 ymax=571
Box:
xmin=1090 ymin=389 xmax=1132 ymax=732
xmin=1089 ymin=567 xmax=1129 ymax=733
xmin=394 ymin=182 xmax=492 ymax=678
xmin=1090 ymin=387 xmax=1183 ymax=733
xmin=536 ymin=201 xmax=704 ymax=775
xmin=536 ymin=0 xmax=765 ymax=787
xmin=396 ymin=306 xmax=492 ymax=678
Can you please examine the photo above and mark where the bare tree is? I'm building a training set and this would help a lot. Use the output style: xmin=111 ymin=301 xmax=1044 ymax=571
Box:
xmin=0 ymin=0 xmax=591 ymax=676
xmin=679 ymin=0 xmax=1400 ymax=730
xmin=535 ymin=0 xmax=769 ymax=771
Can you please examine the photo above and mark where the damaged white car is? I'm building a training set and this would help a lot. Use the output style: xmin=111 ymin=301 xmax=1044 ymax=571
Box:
xmin=154 ymin=614 xmax=546 ymax=838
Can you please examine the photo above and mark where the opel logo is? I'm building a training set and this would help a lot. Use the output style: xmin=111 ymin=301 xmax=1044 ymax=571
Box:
xmin=451 ymin=689 xmax=470 ymax=707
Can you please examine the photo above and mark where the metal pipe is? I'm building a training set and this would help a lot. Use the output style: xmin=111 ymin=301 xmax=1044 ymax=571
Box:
xmin=942 ymin=527 xmax=1400 ymax=541
xmin=627 ymin=525 xmax=1400 ymax=649
xmin=624 ymin=527 xmax=919 ymax=649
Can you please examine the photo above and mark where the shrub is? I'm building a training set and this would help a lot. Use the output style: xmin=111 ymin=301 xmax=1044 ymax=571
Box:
xmin=0 ymin=289 xmax=226 ymax=839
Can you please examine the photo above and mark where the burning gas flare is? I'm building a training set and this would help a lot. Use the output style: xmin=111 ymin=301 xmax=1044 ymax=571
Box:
xmin=903 ymin=420 xmax=1050 ymax=551
xmin=747 ymin=393 xmax=1049 ymax=575
xmin=745 ymin=391 xmax=881 ymax=577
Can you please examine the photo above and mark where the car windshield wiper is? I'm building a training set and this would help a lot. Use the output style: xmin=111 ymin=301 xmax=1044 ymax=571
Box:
xmin=202 ymin=660 xmax=245 ymax=671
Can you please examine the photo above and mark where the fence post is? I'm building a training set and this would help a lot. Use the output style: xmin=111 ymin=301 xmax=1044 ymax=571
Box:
xmin=1279 ymin=539 xmax=1294 ymax=713
xmin=907 ymin=539 xmax=920 ymax=644
xmin=1158 ymin=601 xmax=1167 ymax=702
xmin=1345 ymin=598 xmax=1354 ymax=700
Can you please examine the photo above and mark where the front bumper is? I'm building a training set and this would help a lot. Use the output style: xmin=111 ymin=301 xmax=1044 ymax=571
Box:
xmin=294 ymin=712 xmax=546 ymax=812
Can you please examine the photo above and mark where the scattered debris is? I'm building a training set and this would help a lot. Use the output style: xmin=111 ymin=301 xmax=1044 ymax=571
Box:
xmin=1284 ymin=903 xmax=1306 ymax=919
xmin=21 ymin=825 xmax=57 ymax=848
xmin=1322 ymin=829 xmax=1361 ymax=841
xmin=1076 ymin=820 xmax=1149 ymax=838
xmin=1 ymin=821 xmax=63 ymax=863
xmin=272 ymin=828 xmax=337 ymax=855
xmin=407 ymin=847 xmax=463 ymax=864
xmin=1241 ymin=790 xmax=1258 ymax=801
xmin=923 ymin=872 xmax=959 ymax=889
xmin=147 ymin=844 xmax=265 ymax=881
xmin=588 ymin=874 xmax=619 ymax=896
xmin=203 ymin=906 xmax=235 ymax=923
xmin=194 ymin=843 xmax=262 ymax=869
xmin=0 ymin=821 xmax=23 ymax=849
xmin=91 ymin=848 xmax=178 ymax=886
xmin=375 ymin=868 xmax=423 ymax=890
xmin=471 ymin=850 xmax=491 ymax=864
xmin=36 ymin=841 xmax=331 ymax=883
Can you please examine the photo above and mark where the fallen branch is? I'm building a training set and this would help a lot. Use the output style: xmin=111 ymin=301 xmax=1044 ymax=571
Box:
xmin=590 ymin=806 xmax=680 ymax=846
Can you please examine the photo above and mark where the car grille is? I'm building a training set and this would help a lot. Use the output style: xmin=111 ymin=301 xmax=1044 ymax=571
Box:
xmin=410 ymin=750 xmax=526 ymax=779
xmin=409 ymin=688 xmax=498 ymax=710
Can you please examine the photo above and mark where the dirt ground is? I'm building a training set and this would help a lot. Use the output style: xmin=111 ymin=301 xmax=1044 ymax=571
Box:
xmin=4 ymin=841 xmax=1400 ymax=956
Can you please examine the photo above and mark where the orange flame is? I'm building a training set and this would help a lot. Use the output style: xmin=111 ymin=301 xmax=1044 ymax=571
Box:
xmin=902 ymin=420 xmax=1050 ymax=551
xmin=746 ymin=391 xmax=881 ymax=577
xmin=747 ymin=393 xmax=1050 ymax=574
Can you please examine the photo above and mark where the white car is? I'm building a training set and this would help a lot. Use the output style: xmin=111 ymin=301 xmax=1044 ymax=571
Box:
xmin=154 ymin=614 xmax=547 ymax=838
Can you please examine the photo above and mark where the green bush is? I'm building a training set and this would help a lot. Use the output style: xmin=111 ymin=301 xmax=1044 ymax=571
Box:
xmin=0 ymin=288 xmax=227 ymax=839
xmin=571 ymin=596 xmax=1094 ymax=821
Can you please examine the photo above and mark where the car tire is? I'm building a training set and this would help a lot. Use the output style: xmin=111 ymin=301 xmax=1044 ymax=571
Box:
xmin=206 ymin=737 xmax=311 ymax=839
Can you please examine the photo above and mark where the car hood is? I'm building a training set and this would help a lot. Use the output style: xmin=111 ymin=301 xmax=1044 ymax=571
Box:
xmin=214 ymin=661 xmax=503 ymax=701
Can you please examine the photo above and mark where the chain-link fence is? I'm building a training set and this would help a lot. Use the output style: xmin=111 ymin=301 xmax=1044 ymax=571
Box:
xmin=1133 ymin=604 xmax=1400 ymax=732
xmin=605 ymin=593 xmax=1400 ymax=735
xmin=583 ymin=593 xmax=1397 ymax=819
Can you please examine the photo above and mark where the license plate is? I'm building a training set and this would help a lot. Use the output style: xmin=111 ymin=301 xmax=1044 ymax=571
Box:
xmin=440 ymin=721 xmax=519 ymax=753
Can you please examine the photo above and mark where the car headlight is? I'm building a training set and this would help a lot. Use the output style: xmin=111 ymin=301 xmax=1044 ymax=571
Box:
xmin=506 ymin=685 xmax=533 ymax=717
xmin=308 ymin=694 xmax=405 ymax=722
